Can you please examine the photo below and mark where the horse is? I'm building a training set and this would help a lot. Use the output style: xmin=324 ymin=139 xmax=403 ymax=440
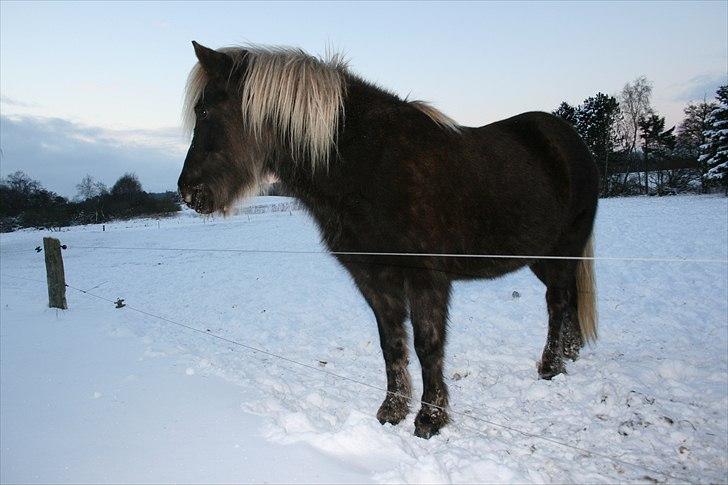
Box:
xmin=177 ymin=41 xmax=599 ymax=439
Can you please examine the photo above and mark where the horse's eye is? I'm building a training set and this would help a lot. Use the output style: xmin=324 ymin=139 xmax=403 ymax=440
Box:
xmin=199 ymin=108 xmax=208 ymax=120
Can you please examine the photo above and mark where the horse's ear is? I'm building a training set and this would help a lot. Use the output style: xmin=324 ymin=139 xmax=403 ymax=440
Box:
xmin=192 ymin=41 xmax=232 ymax=77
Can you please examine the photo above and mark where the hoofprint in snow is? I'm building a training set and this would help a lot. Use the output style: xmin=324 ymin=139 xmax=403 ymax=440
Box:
xmin=1 ymin=195 xmax=726 ymax=483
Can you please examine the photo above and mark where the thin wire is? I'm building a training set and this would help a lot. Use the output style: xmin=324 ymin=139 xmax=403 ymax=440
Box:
xmin=7 ymin=274 xmax=688 ymax=483
xmin=0 ymin=248 xmax=38 ymax=254
xmin=2 ymin=269 xmax=717 ymax=414
xmin=68 ymin=244 xmax=728 ymax=264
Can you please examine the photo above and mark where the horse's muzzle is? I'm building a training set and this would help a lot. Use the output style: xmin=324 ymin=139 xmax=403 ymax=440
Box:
xmin=180 ymin=184 xmax=214 ymax=214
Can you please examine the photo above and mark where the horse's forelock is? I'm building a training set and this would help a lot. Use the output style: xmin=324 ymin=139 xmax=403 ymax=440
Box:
xmin=182 ymin=45 xmax=348 ymax=172
xmin=182 ymin=61 xmax=208 ymax=138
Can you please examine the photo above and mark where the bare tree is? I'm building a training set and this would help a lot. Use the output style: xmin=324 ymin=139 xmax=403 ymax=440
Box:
xmin=75 ymin=175 xmax=98 ymax=200
xmin=617 ymin=76 xmax=653 ymax=193
xmin=618 ymin=76 xmax=653 ymax=154
xmin=676 ymin=98 xmax=718 ymax=191
xmin=4 ymin=171 xmax=41 ymax=195
xmin=677 ymin=98 xmax=716 ymax=153
xmin=94 ymin=180 xmax=109 ymax=196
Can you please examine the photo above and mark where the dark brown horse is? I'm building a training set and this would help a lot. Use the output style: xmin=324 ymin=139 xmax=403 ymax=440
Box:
xmin=178 ymin=42 xmax=599 ymax=439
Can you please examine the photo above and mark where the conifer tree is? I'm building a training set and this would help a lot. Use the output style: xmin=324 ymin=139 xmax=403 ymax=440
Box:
xmin=574 ymin=93 xmax=620 ymax=193
xmin=639 ymin=114 xmax=676 ymax=194
xmin=700 ymin=85 xmax=728 ymax=192
xmin=552 ymin=102 xmax=578 ymax=126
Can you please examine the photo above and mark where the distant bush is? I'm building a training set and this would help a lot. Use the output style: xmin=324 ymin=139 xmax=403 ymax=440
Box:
xmin=110 ymin=172 xmax=143 ymax=197
xmin=0 ymin=171 xmax=180 ymax=232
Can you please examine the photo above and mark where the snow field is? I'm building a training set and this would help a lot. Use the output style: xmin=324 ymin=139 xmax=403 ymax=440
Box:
xmin=1 ymin=195 xmax=726 ymax=483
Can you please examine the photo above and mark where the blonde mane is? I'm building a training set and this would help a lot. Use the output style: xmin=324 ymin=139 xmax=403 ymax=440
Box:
xmin=183 ymin=44 xmax=459 ymax=171
xmin=409 ymin=100 xmax=461 ymax=132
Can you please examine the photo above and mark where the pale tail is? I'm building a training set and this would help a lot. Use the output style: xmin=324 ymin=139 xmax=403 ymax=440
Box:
xmin=576 ymin=234 xmax=598 ymax=343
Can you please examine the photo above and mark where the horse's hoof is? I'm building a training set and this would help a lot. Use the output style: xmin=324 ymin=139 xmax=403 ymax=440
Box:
xmin=376 ymin=395 xmax=409 ymax=425
xmin=413 ymin=404 xmax=448 ymax=439
xmin=538 ymin=358 xmax=565 ymax=380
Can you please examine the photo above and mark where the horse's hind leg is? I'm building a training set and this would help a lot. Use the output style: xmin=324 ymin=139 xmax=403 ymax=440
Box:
xmin=407 ymin=273 xmax=451 ymax=439
xmin=348 ymin=265 xmax=411 ymax=425
xmin=560 ymin=288 xmax=583 ymax=361
xmin=530 ymin=260 xmax=579 ymax=379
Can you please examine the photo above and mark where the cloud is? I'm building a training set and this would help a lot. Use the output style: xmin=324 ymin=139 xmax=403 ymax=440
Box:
xmin=0 ymin=96 xmax=38 ymax=108
xmin=0 ymin=114 xmax=188 ymax=197
xmin=672 ymin=73 xmax=727 ymax=102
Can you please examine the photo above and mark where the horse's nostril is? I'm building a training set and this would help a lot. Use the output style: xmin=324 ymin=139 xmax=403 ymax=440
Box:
xmin=178 ymin=182 xmax=194 ymax=204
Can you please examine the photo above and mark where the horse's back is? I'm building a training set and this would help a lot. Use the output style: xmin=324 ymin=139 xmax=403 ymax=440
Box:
xmin=421 ymin=111 xmax=599 ymax=274
xmin=330 ymin=107 xmax=599 ymax=278
xmin=468 ymin=111 xmax=598 ymax=219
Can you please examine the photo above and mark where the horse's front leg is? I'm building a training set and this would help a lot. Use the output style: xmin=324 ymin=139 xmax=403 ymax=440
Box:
xmin=408 ymin=274 xmax=451 ymax=439
xmin=375 ymin=307 xmax=412 ymax=426
xmin=349 ymin=266 xmax=411 ymax=425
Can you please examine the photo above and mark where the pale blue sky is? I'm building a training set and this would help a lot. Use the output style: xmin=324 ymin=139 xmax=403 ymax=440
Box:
xmin=1 ymin=1 xmax=726 ymax=196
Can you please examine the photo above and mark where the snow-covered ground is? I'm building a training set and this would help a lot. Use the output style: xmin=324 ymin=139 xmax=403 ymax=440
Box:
xmin=1 ymin=195 xmax=726 ymax=484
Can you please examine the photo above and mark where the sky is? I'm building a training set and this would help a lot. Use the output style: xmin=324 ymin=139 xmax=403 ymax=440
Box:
xmin=1 ymin=1 xmax=726 ymax=197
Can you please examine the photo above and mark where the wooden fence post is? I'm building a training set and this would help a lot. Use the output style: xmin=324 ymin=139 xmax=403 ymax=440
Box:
xmin=43 ymin=237 xmax=67 ymax=309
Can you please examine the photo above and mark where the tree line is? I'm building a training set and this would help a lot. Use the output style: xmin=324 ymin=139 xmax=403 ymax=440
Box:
xmin=0 ymin=171 xmax=180 ymax=232
xmin=553 ymin=79 xmax=727 ymax=196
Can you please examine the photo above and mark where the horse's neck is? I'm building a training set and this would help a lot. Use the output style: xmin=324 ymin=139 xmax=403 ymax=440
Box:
xmin=270 ymin=76 xmax=398 ymax=210
xmin=271 ymin=153 xmax=340 ymax=222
